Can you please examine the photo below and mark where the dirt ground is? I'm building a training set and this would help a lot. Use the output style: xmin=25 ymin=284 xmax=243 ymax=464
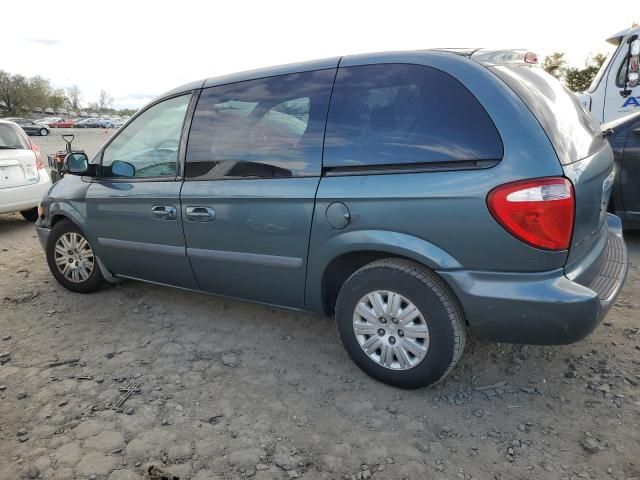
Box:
xmin=1 ymin=176 xmax=639 ymax=479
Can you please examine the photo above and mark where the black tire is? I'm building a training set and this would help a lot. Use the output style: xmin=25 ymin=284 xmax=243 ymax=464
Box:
xmin=335 ymin=258 xmax=466 ymax=389
xmin=46 ymin=219 xmax=104 ymax=293
xmin=20 ymin=208 xmax=39 ymax=222
xmin=40 ymin=128 xmax=48 ymax=136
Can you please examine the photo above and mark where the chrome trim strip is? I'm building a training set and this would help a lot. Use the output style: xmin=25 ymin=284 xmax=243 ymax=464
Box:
xmin=187 ymin=247 xmax=303 ymax=268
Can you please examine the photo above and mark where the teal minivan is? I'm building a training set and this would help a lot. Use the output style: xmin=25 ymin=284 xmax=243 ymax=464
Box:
xmin=36 ymin=49 xmax=628 ymax=388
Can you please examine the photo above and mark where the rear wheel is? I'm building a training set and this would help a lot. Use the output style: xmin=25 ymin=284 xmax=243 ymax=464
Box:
xmin=46 ymin=220 xmax=104 ymax=293
xmin=20 ymin=208 xmax=39 ymax=222
xmin=335 ymin=258 xmax=465 ymax=389
xmin=39 ymin=128 xmax=48 ymax=136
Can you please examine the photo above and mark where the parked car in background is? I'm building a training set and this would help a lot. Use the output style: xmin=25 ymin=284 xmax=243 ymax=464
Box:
xmin=79 ymin=111 xmax=89 ymax=118
xmin=101 ymin=119 xmax=114 ymax=128
xmin=3 ymin=118 xmax=50 ymax=136
xmin=113 ymin=118 xmax=126 ymax=128
xmin=35 ymin=50 xmax=628 ymax=389
xmin=75 ymin=118 xmax=103 ymax=128
xmin=32 ymin=107 xmax=43 ymax=114
xmin=36 ymin=117 xmax=63 ymax=126
xmin=605 ymin=111 xmax=640 ymax=229
xmin=44 ymin=108 xmax=54 ymax=115
xmin=0 ymin=120 xmax=51 ymax=221
xmin=49 ymin=118 xmax=78 ymax=128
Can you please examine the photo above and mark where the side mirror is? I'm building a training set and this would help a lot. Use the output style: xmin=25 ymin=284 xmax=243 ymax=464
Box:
xmin=111 ymin=160 xmax=136 ymax=177
xmin=63 ymin=152 xmax=90 ymax=175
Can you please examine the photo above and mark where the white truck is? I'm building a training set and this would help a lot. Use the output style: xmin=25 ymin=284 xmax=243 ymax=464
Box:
xmin=577 ymin=25 xmax=640 ymax=123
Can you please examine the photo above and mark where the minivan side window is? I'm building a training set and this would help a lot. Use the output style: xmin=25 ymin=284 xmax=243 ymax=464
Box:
xmin=324 ymin=64 xmax=503 ymax=168
xmin=185 ymin=69 xmax=335 ymax=179
xmin=101 ymin=94 xmax=190 ymax=178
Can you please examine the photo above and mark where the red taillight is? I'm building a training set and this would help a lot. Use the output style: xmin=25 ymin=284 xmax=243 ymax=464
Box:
xmin=487 ymin=177 xmax=575 ymax=251
xmin=29 ymin=141 xmax=44 ymax=169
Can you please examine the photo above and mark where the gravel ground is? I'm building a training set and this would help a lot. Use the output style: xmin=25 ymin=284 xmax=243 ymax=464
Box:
xmin=0 ymin=148 xmax=639 ymax=479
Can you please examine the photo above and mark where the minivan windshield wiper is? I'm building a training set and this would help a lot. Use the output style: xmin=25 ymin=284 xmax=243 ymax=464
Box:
xmin=0 ymin=146 xmax=19 ymax=149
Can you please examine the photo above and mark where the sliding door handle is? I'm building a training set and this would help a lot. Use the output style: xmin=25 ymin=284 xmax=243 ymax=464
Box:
xmin=185 ymin=206 xmax=216 ymax=222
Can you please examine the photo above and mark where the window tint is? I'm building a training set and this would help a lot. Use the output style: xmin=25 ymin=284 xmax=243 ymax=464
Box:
xmin=323 ymin=64 xmax=502 ymax=168
xmin=101 ymin=94 xmax=190 ymax=178
xmin=185 ymin=69 xmax=335 ymax=179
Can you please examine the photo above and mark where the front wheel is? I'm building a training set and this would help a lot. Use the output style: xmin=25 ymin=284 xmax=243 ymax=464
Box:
xmin=46 ymin=220 xmax=104 ymax=293
xmin=335 ymin=258 xmax=466 ymax=389
xmin=40 ymin=128 xmax=48 ymax=136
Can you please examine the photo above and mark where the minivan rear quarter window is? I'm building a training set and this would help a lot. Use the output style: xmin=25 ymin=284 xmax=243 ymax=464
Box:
xmin=323 ymin=63 xmax=503 ymax=169
xmin=492 ymin=65 xmax=606 ymax=165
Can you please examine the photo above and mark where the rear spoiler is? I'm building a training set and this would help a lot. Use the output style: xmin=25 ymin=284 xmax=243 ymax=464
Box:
xmin=470 ymin=49 xmax=539 ymax=66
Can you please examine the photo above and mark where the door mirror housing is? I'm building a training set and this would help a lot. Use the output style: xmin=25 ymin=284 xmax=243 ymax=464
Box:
xmin=63 ymin=152 xmax=93 ymax=176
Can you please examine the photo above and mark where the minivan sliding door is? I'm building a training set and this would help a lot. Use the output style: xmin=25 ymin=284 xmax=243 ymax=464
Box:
xmin=180 ymin=69 xmax=336 ymax=308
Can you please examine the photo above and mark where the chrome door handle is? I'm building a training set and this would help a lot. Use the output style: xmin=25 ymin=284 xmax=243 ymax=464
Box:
xmin=185 ymin=206 xmax=216 ymax=222
xmin=151 ymin=205 xmax=177 ymax=220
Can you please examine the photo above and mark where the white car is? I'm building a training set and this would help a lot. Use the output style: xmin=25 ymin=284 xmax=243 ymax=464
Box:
xmin=0 ymin=120 xmax=51 ymax=221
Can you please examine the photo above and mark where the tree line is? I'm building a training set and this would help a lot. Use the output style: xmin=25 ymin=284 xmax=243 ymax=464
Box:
xmin=0 ymin=69 xmax=136 ymax=117
xmin=542 ymin=52 xmax=607 ymax=92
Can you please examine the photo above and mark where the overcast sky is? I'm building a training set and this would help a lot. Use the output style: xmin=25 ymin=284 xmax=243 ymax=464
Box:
xmin=3 ymin=0 xmax=635 ymax=109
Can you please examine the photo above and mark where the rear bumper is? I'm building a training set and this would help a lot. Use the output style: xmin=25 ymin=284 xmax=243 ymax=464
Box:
xmin=439 ymin=214 xmax=628 ymax=345
xmin=0 ymin=170 xmax=51 ymax=214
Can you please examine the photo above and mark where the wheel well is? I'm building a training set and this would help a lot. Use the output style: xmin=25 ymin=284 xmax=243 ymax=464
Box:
xmin=322 ymin=251 xmax=411 ymax=316
xmin=50 ymin=214 xmax=70 ymax=227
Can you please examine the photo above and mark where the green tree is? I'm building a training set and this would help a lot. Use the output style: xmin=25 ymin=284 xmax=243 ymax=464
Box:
xmin=543 ymin=52 xmax=567 ymax=79
xmin=27 ymin=76 xmax=52 ymax=110
xmin=49 ymin=89 xmax=67 ymax=111
xmin=564 ymin=53 xmax=607 ymax=93
xmin=0 ymin=70 xmax=31 ymax=114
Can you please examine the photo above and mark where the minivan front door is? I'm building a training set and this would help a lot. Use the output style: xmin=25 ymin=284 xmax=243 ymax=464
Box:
xmin=180 ymin=69 xmax=336 ymax=308
xmin=86 ymin=93 xmax=197 ymax=288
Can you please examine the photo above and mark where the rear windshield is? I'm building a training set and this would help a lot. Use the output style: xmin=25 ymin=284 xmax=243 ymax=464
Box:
xmin=0 ymin=124 xmax=29 ymax=149
xmin=491 ymin=65 xmax=606 ymax=165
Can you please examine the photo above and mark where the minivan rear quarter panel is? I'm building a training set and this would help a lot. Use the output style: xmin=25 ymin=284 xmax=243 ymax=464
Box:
xmin=306 ymin=52 xmax=568 ymax=313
